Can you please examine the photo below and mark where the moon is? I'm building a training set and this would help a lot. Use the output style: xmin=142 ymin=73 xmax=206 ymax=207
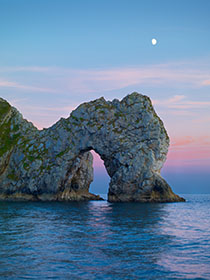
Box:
xmin=152 ymin=38 xmax=157 ymax=45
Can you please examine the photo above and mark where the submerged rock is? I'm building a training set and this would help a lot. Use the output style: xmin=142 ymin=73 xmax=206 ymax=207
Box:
xmin=0 ymin=93 xmax=185 ymax=202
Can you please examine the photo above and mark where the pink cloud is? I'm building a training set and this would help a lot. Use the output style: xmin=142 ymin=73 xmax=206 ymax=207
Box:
xmin=164 ymin=135 xmax=210 ymax=168
xmin=167 ymin=147 xmax=210 ymax=162
xmin=171 ymin=136 xmax=194 ymax=147
xmin=168 ymin=110 xmax=194 ymax=116
xmin=171 ymin=136 xmax=210 ymax=148
xmin=193 ymin=116 xmax=210 ymax=124
xmin=201 ymin=79 xmax=210 ymax=86
xmin=169 ymin=101 xmax=210 ymax=109
xmin=152 ymin=95 xmax=210 ymax=110
xmin=0 ymin=80 xmax=18 ymax=87
xmin=1 ymin=58 xmax=210 ymax=96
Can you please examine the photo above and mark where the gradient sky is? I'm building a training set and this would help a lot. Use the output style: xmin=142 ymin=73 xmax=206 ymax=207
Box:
xmin=0 ymin=0 xmax=209 ymax=194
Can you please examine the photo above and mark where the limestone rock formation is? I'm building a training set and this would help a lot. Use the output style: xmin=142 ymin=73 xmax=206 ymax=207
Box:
xmin=0 ymin=93 xmax=185 ymax=202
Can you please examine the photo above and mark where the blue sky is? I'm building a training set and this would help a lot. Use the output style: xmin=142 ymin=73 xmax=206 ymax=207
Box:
xmin=0 ymin=0 xmax=210 ymax=194
xmin=1 ymin=0 xmax=210 ymax=67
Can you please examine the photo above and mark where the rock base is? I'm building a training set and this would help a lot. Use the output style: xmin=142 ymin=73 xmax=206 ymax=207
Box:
xmin=0 ymin=191 xmax=103 ymax=202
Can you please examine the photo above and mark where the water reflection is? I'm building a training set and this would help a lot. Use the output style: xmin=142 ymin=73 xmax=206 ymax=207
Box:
xmin=0 ymin=196 xmax=209 ymax=279
xmin=157 ymin=195 xmax=210 ymax=279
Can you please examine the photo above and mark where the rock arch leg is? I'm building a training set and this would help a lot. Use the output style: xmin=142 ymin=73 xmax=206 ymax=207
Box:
xmin=108 ymin=168 xmax=184 ymax=202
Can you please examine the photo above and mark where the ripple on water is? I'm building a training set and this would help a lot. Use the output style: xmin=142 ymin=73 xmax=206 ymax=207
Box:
xmin=0 ymin=194 xmax=209 ymax=279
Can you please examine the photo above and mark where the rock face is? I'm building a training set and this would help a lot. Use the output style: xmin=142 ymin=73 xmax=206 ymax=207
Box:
xmin=0 ymin=93 xmax=185 ymax=202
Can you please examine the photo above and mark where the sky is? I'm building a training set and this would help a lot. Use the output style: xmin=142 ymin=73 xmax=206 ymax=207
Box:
xmin=0 ymin=0 xmax=209 ymax=194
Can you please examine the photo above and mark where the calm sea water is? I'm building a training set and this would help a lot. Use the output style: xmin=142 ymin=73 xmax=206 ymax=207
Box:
xmin=0 ymin=194 xmax=209 ymax=280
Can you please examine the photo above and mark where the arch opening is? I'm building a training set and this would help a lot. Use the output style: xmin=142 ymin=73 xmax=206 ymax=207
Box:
xmin=89 ymin=150 xmax=110 ymax=200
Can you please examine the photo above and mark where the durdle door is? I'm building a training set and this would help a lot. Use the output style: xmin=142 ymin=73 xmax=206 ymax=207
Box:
xmin=0 ymin=93 xmax=185 ymax=202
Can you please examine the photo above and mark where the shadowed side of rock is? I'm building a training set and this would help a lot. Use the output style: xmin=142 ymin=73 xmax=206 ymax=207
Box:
xmin=108 ymin=173 xmax=185 ymax=202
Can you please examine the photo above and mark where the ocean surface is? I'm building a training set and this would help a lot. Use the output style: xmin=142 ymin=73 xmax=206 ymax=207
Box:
xmin=0 ymin=194 xmax=209 ymax=280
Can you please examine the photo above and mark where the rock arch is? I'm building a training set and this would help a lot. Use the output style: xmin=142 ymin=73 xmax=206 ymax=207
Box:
xmin=0 ymin=93 xmax=185 ymax=202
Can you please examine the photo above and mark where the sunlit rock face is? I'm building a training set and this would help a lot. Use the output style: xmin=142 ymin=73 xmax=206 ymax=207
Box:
xmin=0 ymin=93 xmax=185 ymax=202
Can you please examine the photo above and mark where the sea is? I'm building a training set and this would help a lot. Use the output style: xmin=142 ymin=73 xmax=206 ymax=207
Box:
xmin=0 ymin=194 xmax=209 ymax=280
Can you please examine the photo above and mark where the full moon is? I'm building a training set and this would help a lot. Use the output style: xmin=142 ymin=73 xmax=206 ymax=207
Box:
xmin=152 ymin=38 xmax=157 ymax=45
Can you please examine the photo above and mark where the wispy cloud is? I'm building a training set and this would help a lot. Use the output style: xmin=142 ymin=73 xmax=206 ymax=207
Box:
xmin=170 ymin=136 xmax=194 ymax=147
xmin=201 ymin=80 xmax=210 ymax=86
xmin=153 ymin=95 xmax=210 ymax=110
xmin=0 ymin=80 xmax=20 ymax=87
xmin=170 ymin=136 xmax=210 ymax=148
xmin=0 ymin=66 xmax=54 ymax=73
xmin=0 ymin=78 xmax=58 ymax=93
xmin=168 ymin=110 xmax=195 ymax=116
xmin=164 ymin=135 xmax=210 ymax=168
xmin=0 ymin=58 xmax=210 ymax=96
xmin=193 ymin=116 xmax=210 ymax=124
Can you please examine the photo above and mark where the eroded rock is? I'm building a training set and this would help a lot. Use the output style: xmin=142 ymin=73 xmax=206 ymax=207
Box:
xmin=0 ymin=93 xmax=185 ymax=202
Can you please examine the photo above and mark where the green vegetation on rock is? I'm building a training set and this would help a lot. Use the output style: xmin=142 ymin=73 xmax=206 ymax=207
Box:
xmin=0 ymin=99 xmax=11 ymax=121
xmin=0 ymin=119 xmax=20 ymax=156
